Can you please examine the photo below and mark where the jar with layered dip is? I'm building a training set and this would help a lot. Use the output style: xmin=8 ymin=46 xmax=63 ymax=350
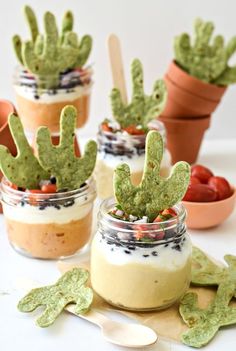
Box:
xmin=13 ymin=66 xmax=92 ymax=133
xmin=95 ymin=119 xmax=171 ymax=199
xmin=12 ymin=6 xmax=93 ymax=133
xmin=1 ymin=177 xmax=96 ymax=259
xmin=91 ymin=198 xmax=192 ymax=311
xmin=0 ymin=106 xmax=97 ymax=259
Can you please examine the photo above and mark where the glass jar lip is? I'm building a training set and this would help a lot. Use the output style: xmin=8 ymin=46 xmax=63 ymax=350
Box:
xmin=13 ymin=64 xmax=93 ymax=90
xmin=99 ymin=197 xmax=186 ymax=232
xmin=0 ymin=176 xmax=96 ymax=202
xmin=98 ymin=119 xmax=165 ymax=139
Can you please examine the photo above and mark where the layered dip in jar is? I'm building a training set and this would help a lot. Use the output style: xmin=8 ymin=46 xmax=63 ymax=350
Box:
xmin=0 ymin=106 xmax=97 ymax=259
xmin=91 ymin=130 xmax=191 ymax=311
xmin=12 ymin=6 xmax=93 ymax=133
xmin=95 ymin=58 xmax=170 ymax=199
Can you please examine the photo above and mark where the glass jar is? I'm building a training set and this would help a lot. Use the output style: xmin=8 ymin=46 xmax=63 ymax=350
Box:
xmin=13 ymin=66 xmax=93 ymax=133
xmin=0 ymin=177 xmax=96 ymax=259
xmin=95 ymin=120 xmax=171 ymax=199
xmin=91 ymin=198 xmax=192 ymax=311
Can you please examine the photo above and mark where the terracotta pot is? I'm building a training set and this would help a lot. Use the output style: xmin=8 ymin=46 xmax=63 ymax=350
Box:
xmin=0 ymin=100 xmax=17 ymax=213
xmin=162 ymin=61 xmax=227 ymax=118
xmin=32 ymin=134 xmax=81 ymax=157
xmin=159 ymin=115 xmax=211 ymax=164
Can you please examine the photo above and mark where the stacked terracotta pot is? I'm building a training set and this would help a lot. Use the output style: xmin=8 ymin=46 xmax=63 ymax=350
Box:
xmin=159 ymin=61 xmax=227 ymax=164
xmin=0 ymin=100 xmax=17 ymax=213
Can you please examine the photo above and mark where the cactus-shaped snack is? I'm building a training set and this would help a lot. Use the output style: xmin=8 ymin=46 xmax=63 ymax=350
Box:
xmin=0 ymin=114 xmax=49 ymax=189
xmin=191 ymin=247 xmax=236 ymax=295
xmin=174 ymin=18 xmax=236 ymax=84
xmin=18 ymin=268 xmax=93 ymax=327
xmin=179 ymin=283 xmax=236 ymax=348
xmin=111 ymin=59 xmax=167 ymax=128
xmin=22 ymin=11 xmax=79 ymax=89
xmin=12 ymin=5 xmax=39 ymax=65
xmin=36 ymin=105 xmax=97 ymax=191
xmin=114 ymin=130 xmax=190 ymax=220
xmin=13 ymin=5 xmax=92 ymax=86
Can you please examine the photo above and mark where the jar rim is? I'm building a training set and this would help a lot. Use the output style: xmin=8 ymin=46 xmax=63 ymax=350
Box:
xmin=0 ymin=176 xmax=96 ymax=203
xmin=99 ymin=197 xmax=186 ymax=232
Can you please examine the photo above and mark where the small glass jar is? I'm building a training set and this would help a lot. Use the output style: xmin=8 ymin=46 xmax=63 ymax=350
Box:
xmin=95 ymin=120 xmax=171 ymax=199
xmin=91 ymin=198 xmax=192 ymax=311
xmin=0 ymin=177 xmax=96 ymax=259
xmin=13 ymin=66 xmax=93 ymax=133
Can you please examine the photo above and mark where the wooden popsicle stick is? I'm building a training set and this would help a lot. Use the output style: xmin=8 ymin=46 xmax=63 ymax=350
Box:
xmin=108 ymin=34 xmax=128 ymax=104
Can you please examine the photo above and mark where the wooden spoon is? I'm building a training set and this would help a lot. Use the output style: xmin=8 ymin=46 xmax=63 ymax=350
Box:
xmin=107 ymin=33 xmax=128 ymax=104
xmin=66 ymin=304 xmax=157 ymax=348
xmin=16 ymin=277 xmax=158 ymax=348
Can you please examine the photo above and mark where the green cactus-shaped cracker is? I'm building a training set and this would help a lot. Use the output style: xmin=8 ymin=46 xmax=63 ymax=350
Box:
xmin=13 ymin=6 xmax=92 ymax=85
xmin=179 ymin=283 xmax=236 ymax=348
xmin=0 ymin=114 xmax=49 ymax=189
xmin=111 ymin=59 xmax=167 ymax=128
xmin=18 ymin=268 xmax=93 ymax=327
xmin=174 ymin=18 xmax=236 ymax=85
xmin=22 ymin=11 xmax=78 ymax=89
xmin=36 ymin=105 xmax=97 ymax=191
xmin=191 ymin=247 xmax=236 ymax=296
xmin=12 ymin=5 xmax=39 ymax=65
xmin=114 ymin=130 xmax=190 ymax=220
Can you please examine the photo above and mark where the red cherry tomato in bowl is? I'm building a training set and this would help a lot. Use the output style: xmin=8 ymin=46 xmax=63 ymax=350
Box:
xmin=208 ymin=176 xmax=232 ymax=200
xmin=183 ymin=184 xmax=217 ymax=202
xmin=191 ymin=165 xmax=214 ymax=184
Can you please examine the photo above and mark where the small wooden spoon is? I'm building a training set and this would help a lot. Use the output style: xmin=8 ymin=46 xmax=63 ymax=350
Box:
xmin=66 ymin=304 xmax=158 ymax=348
xmin=16 ymin=278 xmax=158 ymax=348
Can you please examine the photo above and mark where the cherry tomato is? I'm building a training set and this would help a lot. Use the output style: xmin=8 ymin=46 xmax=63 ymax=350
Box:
xmin=189 ymin=176 xmax=201 ymax=186
xmin=208 ymin=176 xmax=232 ymax=200
xmin=191 ymin=165 xmax=214 ymax=184
xmin=26 ymin=189 xmax=44 ymax=194
xmin=41 ymin=184 xmax=57 ymax=193
xmin=183 ymin=184 xmax=217 ymax=202
xmin=123 ymin=125 xmax=146 ymax=135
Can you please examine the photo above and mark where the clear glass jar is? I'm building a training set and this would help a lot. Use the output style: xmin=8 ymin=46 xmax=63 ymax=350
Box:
xmin=95 ymin=120 xmax=171 ymax=199
xmin=0 ymin=177 xmax=96 ymax=259
xmin=91 ymin=198 xmax=192 ymax=311
xmin=13 ymin=66 xmax=93 ymax=133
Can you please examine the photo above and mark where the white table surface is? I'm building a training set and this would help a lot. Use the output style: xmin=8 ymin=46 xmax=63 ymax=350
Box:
xmin=0 ymin=138 xmax=236 ymax=351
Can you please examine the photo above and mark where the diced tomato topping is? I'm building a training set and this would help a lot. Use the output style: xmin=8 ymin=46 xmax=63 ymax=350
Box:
xmin=8 ymin=182 xmax=18 ymax=190
xmin=41 ymin=184 xmax=57 ymax=193
xmin=123 ymin=125 xmax=146 ymax=135
xmin=161 ymin=208 xmax=177 ymax=217
xmin=101 ymin=122 xmax=113 ymax=132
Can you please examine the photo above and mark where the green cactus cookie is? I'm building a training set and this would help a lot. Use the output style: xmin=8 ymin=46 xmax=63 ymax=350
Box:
xmin=36 ymin=105 xmax=97 ymax=191
xmin=180 ymin=283 xmax=236 ymax=348
xmin=0 ymin=114 xmax=49 ymax=189
xmin=18 ymin=268 xmax=93 ymax=327
xmin=114 ymin=130 xmax=190 ymax=220
xmin=111 ymin=59 xmax=167 ymax=128
xmin=174 ymin=18 xmax=236 ymax=85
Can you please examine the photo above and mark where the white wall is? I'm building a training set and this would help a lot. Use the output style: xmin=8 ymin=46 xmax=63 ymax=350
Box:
xmin=0 ymin=0 xmax=236 ymax=139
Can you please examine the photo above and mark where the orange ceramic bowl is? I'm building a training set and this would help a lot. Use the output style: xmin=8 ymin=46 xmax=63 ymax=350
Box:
xmin=182 ymin=188 xmax=236 ymax=229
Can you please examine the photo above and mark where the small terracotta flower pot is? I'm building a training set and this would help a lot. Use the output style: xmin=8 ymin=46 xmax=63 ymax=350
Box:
xmin=0 ymin=100 xmax=17 ymax=213
xmin=162 ymin=61 xmax=227 ymax=118
xmin=159 ymin=115 xmax=210 ymax=164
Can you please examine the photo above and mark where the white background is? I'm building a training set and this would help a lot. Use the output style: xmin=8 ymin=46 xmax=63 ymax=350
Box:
xmin=0 ymin=0 xmax=236 ymax=139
